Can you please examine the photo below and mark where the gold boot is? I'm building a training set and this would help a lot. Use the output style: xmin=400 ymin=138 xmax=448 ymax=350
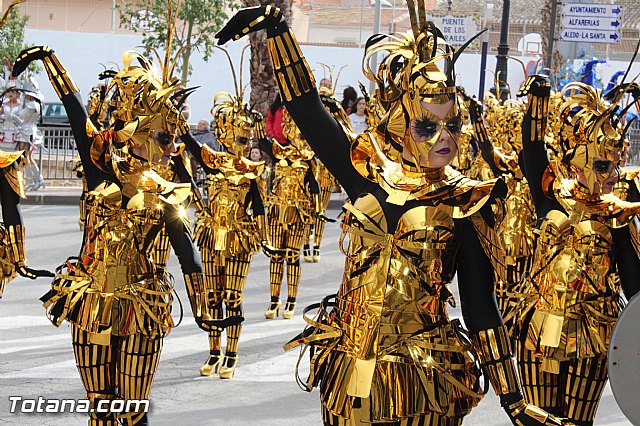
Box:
xmin=200 ymin=351 xmax=222 ymax=376
xmin=219 ymin=353 xmax=238 ymax=379
xmin=264 ymin=300 xmax=281 ymax=319
xmin=282 ymin=301 xmax=297 ymax=319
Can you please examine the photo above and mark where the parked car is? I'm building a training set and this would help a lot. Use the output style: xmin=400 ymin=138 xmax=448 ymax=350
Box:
xmin=41 ymin=102 xmax=69 ymax=125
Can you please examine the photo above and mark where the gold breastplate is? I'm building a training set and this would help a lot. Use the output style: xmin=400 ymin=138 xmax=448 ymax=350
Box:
xmin=272 ymin=159 xmax=309 ymax=204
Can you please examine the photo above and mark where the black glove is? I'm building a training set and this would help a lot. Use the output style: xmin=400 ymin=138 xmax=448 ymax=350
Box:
xmin=517 ymin=75 xmax=551 ymax=98
xmin=604 ymin=82 xmax=640 ymax=102
xmin=500 ymin=394 xmax=573 ymax=426
xmin=319 ymin=92 xmax=342 ymax=114
xmin=12 ymin=46 xmax=54 ymax=78
xmin=195 ymin=314 xmax=244 ymax=333
xmin=215 ymin=6 xmax=283 ymax=45
xmin=15 ymin=263 xmax=55 ymax=279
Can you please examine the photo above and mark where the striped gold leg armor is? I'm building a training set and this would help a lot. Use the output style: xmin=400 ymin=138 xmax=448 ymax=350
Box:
xmin=117 ymin=332 xmax=163 ymax=425
xmin=222 ymin=252 xmax=251 ymax=354
xmin=517 ymin=343 xmax=560 ymax=414
xmin=200 ymin=249 xmax=223 ymax=376
xmin=517 ymin=344 xmax=608 ymax=424
xmin=268 ymin=221 xmax=286 ymax=300
xmin=71 ymin=325 xmax=117 ymax=425
xmin=285 ymin=222 xmax=305 ymax=301
xmin=563 ymin=354 xmax=608 ymax=424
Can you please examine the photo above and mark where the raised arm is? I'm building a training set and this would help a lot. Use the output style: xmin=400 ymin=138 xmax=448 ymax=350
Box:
xmin=180 ymin=131 xmax=216 ymax=175
xmin=469 ymin=97 xmax=503 ymax=177
xmin=12 ymin=46 xmax=110 ymax=190
xmin=216 ymin=7 xmax=368 ymax=200
xmin=517 ymin=75 xmax=562 ymax=218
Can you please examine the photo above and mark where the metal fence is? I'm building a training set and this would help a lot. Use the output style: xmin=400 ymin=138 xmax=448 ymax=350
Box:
xmin=627 ymin=120 xmax=640 ymax=166
xmin=35 ymin=125 xmax=81 ymax=182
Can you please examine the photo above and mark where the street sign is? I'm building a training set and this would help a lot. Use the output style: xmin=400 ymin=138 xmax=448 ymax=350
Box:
xmin=561 ymin=3 xmax=622 ymax=18
xmin=560 ymin=3 xmax=622 ymax=44
xmin=427 ymin=12 xmax=481 ymax=48
xmin=560 ymin=28 xmax=620 ymax=44
xmin=560 ymin=15 xmax=621 ymax=31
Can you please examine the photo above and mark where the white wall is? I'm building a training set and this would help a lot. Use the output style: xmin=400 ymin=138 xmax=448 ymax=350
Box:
xmin=24 ymin=28 xmax=640 ymax=122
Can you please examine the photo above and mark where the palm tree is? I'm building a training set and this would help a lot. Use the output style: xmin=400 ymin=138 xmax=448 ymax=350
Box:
xmin=244 ymin=0 xmax=293 ymax=116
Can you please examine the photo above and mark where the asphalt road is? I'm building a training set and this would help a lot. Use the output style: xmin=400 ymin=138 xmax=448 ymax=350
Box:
xmin=0 ymin=205 xmax=632 ymax=425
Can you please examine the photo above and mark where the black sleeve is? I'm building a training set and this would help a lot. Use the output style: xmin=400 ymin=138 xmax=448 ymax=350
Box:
xmin=61 ymin=93 xmax=113 ymax=190
xmin=611 ymin=224 xmax=640 ymax=300
xmin=248 ymin=179 xmax=265 ymax=216
xmin=305 ymin=161 xmax=320 ymax=195
xmin=282 ymin=91 xmax=368 ymax=201
xmin=475 ymin=137 xmax=503 ymax=178
xmin=521 ymin=101 xmax=563 ymax=219
xmin=163 ymin=204 xmax=203 ymax=274
xmin=180 ymin=132 xmax=215 ymax=174
xmin=0 ymin=172 xmax=21 ymax=225
xmin=455 ymin=217 xmax=504 ymax=332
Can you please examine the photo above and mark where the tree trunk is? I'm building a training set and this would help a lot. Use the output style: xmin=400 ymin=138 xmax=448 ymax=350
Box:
xmin=181 ymin=19 xmax=194 ymax=83
xmin=244 ymin=0 xmax=293 ymax=117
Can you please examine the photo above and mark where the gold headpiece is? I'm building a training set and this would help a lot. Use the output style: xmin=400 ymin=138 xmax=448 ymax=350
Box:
xmin=211 ymin=45 xmax=259 ymax=158
xmin=360 ymin=0 xmax=482 ymax=169
xmin=551 ymin=82 xmax=633 ymax=192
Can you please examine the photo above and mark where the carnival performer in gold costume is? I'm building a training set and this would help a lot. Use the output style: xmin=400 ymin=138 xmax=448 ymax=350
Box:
xmin=513 ymin=74 xmax=640 ymax=425
xmin=14 ymin=31 xmax=235 ymax=424
xmin=180 ymin=48 xmax=277 ymax=379
xmin=465 ymin=91 xmax=536 ymax=331
xmin=0 ymin=1 xmax=54 ymax=298
xmin=259 ymin=108 xmax=320 ymax=320
xmin=217 ymin=4 xmax=568 ymax=425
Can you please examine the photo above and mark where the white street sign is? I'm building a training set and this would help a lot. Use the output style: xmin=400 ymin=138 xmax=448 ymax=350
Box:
xmin=560 ymin=28 xmax=620 ymax=44
xmin=560 ymin=15 xmax=621 ymax=31
xmin=561 ymin=3 xmax=622 ymax=18
xmin=560 ymin=3 xmax=622 ymax=44
xmin=427 ymin=12 xmax=481 ymax=47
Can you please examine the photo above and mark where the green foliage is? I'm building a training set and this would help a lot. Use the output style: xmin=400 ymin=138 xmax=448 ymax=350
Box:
xmin=117 ymin=0 xmax=237 ymax=81
xmin=0 ymin=9 xmax=40 ymax=74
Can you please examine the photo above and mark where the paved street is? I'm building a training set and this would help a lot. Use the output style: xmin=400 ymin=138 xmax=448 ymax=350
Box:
xmin=0 ymin=205 xmax=633 ymax=425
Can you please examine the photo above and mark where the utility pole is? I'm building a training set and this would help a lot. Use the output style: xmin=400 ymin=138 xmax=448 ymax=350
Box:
xmin=494 ymin=0 xmax=511 ymax=100
xmin=546 ymin=0 xmax=559 ymax=71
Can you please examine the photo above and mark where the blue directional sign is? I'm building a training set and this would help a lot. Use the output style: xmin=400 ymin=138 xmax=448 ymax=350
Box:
xmin=561 ymin=3 xmax=622 ymax=44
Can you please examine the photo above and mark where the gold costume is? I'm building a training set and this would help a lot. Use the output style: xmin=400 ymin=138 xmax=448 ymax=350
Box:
xmin=214 ymin=2 xmax=566 ymax=424
xmin=16 ymin=28 xmax=219 ymax=423
xmin=469 ymin=94 xmax=536 ymax=330
xmin=303 ymin=158 xmax=335 ymax=262
xmin=514 ymin=77 xmax=640 ymax=424
xmin=186 ymin=83 xmax=269 ymax=378
xmin=264 ymin=109 xmax=319 ymax=319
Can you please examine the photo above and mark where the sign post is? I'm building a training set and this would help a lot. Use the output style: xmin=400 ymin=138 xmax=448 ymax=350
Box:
xmin=560 ymin=3 xmax=622 ymax=44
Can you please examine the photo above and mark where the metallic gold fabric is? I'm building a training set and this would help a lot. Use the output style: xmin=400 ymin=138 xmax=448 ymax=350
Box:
xmin=289 ymin=187 xmax=501 ymax=423
xmin=268 ymin=29 xmax=316 ymax=102
xmin=193 ymin=149 xmax=264 ymax=257
xmin=471 ymin=326 xmax=520 ymax=395
xmin=0 ymin=223 xmax=17 ymax=297
xmin=514 ymin=179 xmax=639 ymax=373
xmin=41 ymin=182 xmax=184 ymax=340
xmin=0 ymin=152 xmax=26 ymax=198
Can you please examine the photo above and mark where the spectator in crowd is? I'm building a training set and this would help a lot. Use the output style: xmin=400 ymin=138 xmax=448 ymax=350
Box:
xmin=192 ymin=119 xmax=221 ymax=151
xmin=319 ymin=78 xmax=332 ymax=90
xmin=266 ymin=94 xmax=286 ymax=144
xmin=348 ymin=97 xmax=367 ymax=135
xmin=341 ymin=85 xmax=358 ymax=114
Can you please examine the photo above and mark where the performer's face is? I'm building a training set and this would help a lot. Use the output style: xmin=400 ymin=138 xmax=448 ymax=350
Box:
xmin=576 ymin=155 xmax=619 ymax=194
xmin=405 ymin=99 xmax=460 ymax=168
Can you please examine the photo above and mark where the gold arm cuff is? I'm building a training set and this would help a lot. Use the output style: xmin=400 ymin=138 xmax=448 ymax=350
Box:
xmin=267 ymin=29 xmax=316 ymax=102
xmin=472 ymin=326 xmax=521 ymax=395
xmin=43 ymin=54 xmax=79 ymax=98
xmin=527 ymin=95 xmax=549 ymax=142
xmin=6 ymin=224 xmax=26 ymax=266
xmin=184 ymin=272 xmax=207 ymax=318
